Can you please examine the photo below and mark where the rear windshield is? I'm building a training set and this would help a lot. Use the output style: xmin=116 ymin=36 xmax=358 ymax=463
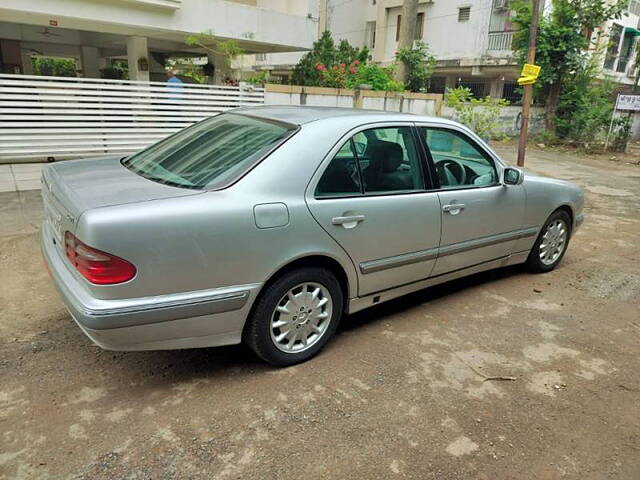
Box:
xmin=122 ymin=113 xmax=297 ymax=189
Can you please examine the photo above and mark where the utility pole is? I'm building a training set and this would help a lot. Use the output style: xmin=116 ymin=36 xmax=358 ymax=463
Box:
xmin=517 ymin=0 xmax=541 ymax=167
xmin=395 ymin=0 xmax=419 ymax=85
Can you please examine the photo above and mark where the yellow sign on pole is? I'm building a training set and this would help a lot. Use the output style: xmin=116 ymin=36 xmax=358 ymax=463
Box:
xmin=517 ymin=63 xmax=541 ymax=86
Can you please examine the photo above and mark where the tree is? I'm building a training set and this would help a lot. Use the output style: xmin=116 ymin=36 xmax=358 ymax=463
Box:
xmin=291 ymin=31 xmax=368 ymax=86
xmin=186 ymin=31 xmax=245 ymax=79
xmin=395 ymin=41 xmax=436 ymax=92
xmin=394 ymin=0 xmax=419 ymax=84
xmin=511 ymin=0 xmax=626 ymax=134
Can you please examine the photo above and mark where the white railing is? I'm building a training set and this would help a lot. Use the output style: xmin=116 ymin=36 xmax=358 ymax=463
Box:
xmin=487 ymin=31 xmax=515 ymax=51
xmin=0 ymin=74 xmax=264 ymax=163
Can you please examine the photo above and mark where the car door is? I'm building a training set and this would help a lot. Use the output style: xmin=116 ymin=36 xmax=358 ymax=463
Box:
xmin=306 ymin=123 xmax=441 ymax=296
xmin=416 ymin=124 xmax=526 ymax=276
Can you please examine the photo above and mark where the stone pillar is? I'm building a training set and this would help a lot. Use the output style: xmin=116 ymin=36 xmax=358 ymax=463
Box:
xmin=444 ymin=76 xmax=457 ymax=90
xmin=489 ymin=76 xmax=505 ymax=99
xmin=0 ymin=39 xmax=24 ymax=74
xmin=373 ymin=8 xmax=388 ymax=63
xmin=21 ymin=53 xmax=34 ymax=75
xmin=81 ymin=46 xmax=100 ymax=78
xmin=207 ymin=52 xmax=229 ymax=85
xmin=126 ymin=36 xmax=149 ymax=82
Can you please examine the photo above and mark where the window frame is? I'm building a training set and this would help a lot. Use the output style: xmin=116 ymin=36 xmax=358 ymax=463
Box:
xmin=415 ymin=123 xmax=505 ymax=192
xmin=415 ymin=12 xmax=425 ymax=40
xmin=311 ymin=122 xmax=434 ymax=200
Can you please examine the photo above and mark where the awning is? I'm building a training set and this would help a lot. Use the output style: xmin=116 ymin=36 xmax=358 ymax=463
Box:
xmin=624 ymin=27 xmax=640 ymax=36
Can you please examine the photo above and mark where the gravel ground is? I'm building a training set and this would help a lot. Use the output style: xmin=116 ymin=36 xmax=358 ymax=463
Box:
xmin=1 ymin=143 xmax=639 ymax=479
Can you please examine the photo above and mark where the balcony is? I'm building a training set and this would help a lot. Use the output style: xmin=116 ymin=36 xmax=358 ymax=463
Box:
xmin=487 ymin=31 xmax=515 ymax=51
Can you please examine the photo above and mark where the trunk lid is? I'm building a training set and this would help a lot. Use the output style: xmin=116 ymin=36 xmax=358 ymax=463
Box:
xmin=41 ymin=156 xmax=202 ymax=249
xmin=43 ymin=155 xmax=201 ymax=216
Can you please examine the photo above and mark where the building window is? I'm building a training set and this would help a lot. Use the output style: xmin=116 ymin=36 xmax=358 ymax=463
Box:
xmin=617 ymin=31 xmax=637 ymax=73
xmin=396 ymin=13 xmax=424 ymax=42
xmin=365 ymin=21 xmax=377 ymax=49
xmin=604 ymin=24 xmax=623 ymax=70
xmin=458 ymin=6 xmax=471 ymax=22
xmin=256 ymin=53 xmax=266 ymax=61
xmin=415 ymin=12 xmax=424 ymax=39
xmin=628 ymin=0 xmax=640 ymax=16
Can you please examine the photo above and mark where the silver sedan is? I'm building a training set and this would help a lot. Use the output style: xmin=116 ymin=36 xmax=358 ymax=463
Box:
xmin=41 ymin=106 xmax=584 ymax=365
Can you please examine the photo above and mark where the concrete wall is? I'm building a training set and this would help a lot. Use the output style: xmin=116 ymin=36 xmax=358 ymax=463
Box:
xmin=264 ymin=84 xmax=443 ymax=116
xmin=441 ymin=105 xmax=546 ymax=137
xmin=264 ymin=84 xmax=545 ymax=137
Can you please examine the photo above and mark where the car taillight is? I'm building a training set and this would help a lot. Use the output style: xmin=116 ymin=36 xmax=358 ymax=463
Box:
xmin=65 ymin=232 xmax=136 ymax=285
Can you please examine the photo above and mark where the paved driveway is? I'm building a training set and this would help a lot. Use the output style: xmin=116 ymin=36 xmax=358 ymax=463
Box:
xmin=1 ymin=144 xmax=639 ymax=479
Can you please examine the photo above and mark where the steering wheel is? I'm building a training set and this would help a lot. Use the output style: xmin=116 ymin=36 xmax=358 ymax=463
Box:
xmin=435 ymin=159 xmax=467 ymax=186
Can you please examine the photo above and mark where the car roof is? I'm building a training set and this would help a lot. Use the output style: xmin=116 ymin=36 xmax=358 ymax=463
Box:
xmin=232 ymin=105 xmax=455 ymax=127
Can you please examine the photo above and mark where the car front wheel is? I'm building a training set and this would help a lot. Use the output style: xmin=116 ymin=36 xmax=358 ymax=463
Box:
xmin=526 ymin=209 xmax=572 ymax=273
xmin=243 ymin=267 xmax=343 ymax=366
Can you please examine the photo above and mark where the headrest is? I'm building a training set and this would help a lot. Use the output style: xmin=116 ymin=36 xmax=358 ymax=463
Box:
xmin=371 ymin=141 xmax=403 ymax=173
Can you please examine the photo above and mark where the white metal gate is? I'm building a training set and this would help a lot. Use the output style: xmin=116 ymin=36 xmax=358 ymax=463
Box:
xmin=0 ymin=74 xmax=264 ymax=164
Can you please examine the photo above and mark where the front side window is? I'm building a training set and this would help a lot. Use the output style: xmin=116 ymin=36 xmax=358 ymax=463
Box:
xmin=122 ymin=113 xmax=296 ymax=189
xmin=420 ymin=128 xmax=498 ymax=189
xmin=316 ymin=126 xmax=425 ymax=197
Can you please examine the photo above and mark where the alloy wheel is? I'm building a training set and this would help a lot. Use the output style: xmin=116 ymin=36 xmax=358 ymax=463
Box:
xmin=270 ymin=282 xmax=333 ymax=353
xmin=539 ymin=219 xmax=568 ymax=266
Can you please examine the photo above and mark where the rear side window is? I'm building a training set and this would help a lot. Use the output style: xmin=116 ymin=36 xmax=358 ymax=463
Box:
xmin=315 ymin=126 xmax=425 ymax=197
xmin=315 ymin=140 xmax=362 ymax=197
xmin=122 ymin=113 xmax=296 ymax=190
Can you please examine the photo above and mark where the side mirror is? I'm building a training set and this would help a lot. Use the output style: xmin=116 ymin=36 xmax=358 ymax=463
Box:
xmin=503 ymin=167 xmax=524 ymax=186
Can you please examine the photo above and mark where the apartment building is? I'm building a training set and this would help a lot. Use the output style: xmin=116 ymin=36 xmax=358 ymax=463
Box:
xmin=0 ymin=0 xmax=319 ymax=82
xmin=599 ymin=0 xmax=640 ymax=89
xmin=246 ymin=0 xmax=640 ymax=100
xmin=246 ymin=0 xmax=521 ymax=100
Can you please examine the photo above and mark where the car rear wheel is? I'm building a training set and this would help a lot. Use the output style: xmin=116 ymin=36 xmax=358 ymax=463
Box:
xmin=243 ymin=267 xmax=343 ymax=366
xmin=526 ymin=210 xmax=572 ymax=273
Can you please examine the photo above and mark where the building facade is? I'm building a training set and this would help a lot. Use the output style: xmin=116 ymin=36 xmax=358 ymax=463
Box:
xmin=599 ymin=0 xmax=640 ymax=90
xmin=0 ymin=0 xmax=319 ymax=82
xmin=245 ymin=0 xmax=521 ymax=99
xmin=245 ymin=0 xmax=640 ymax=100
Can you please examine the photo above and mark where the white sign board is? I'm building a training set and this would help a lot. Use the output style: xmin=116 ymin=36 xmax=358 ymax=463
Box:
xmin=615 ymin=94 xmax=640 ymax=111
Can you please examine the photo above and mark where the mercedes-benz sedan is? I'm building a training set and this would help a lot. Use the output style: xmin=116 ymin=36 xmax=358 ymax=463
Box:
xmin=41 ymin=106 xmax=584 ymax=366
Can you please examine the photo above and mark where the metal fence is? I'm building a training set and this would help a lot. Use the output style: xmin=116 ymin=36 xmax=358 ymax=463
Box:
xmin=0 ymin=74 xmax=264 ymax=163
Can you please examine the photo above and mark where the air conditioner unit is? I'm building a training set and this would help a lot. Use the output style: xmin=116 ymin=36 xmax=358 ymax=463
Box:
xmin=494 ymin=0 xmax=509 ymax=10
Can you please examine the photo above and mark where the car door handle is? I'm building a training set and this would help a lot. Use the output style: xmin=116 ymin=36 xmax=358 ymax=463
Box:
xmin=332 ymin=215 xmax=366 ymax=228
xmin=442 ymin=203 xmax=465 ymax=214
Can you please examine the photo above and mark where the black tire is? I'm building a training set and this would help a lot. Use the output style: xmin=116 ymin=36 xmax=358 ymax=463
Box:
xmin=243 ymin=267 xmax=343 ymax=366
xmin=526 ymin=209 xmax=572 ymax=273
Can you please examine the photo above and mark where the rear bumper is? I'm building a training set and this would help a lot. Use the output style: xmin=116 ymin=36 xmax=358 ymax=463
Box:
xmin=41 ymin=222 xmax=261 ymax=350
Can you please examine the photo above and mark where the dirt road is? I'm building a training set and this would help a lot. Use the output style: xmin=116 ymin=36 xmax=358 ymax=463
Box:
xmin=1 ymin=144 xmax=639 ymax=479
